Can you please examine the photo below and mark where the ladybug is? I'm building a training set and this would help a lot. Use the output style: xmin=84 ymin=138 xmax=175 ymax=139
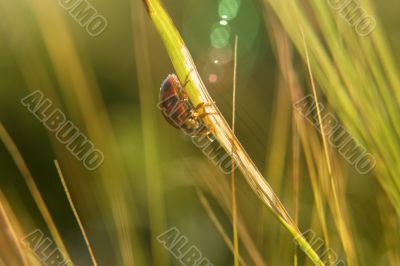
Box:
xmin=158 ymin=74 xmax=212 ymax=137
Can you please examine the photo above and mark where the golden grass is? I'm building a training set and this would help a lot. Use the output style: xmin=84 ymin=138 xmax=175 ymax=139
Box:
xmin=54 ymin=160 xmax=98 ymax=266
xmin=0 ymin=123 xmax=71 ymax=262
xmin=0 ymin=0 xmax=398 ymax=265
xmin=263 ymin=0 xmax=400 ymax=217
xmin=0 ymin=189 xmax=28 ymax=266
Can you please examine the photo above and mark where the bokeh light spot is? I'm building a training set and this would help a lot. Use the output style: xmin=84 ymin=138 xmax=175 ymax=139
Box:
xmin=219 ymin=20 xmax=228 ymax=26
xmin=203 ymin=62 xmax=225 ymax=89
xmin=209 ymin=74 xmax=218 ymax=83
xmin=218 ymin=0 xmax=241 ymax=20
xmin=208 ymin=46 xmax=233 ymax=65
xmin=210 ymin=24 xmax=231 ymax=48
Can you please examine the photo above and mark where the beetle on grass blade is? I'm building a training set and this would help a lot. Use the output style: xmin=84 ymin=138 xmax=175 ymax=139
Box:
xmin=158 ymin=74 xmax=214 ymax=137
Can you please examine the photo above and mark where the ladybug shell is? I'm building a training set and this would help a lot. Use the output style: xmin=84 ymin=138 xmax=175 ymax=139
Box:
xmin=159 ymin=74 xmax=192 ymax=129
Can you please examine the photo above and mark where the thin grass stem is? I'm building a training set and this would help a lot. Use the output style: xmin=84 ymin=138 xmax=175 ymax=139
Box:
xmin=232 ymin=35 xmax=239 ymax=266
xmin=54 ymin=160 xmax=98 ymax=266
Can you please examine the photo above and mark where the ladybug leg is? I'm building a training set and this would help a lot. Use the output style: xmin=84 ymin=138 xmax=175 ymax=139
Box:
xmin=190 ymin=110 xmax=218 ymax=121
xmin=193 ymin=102 xmax=215 ymax=112
xmin=189 ymin=125 xmax=214 ymax=141
xmin=204 ymin=131 xmax=215 ymax=142
xmin=191 ymin=102 xmax=218 ymax=118
xmin=198 ymin=130 xmax=215 ymax=141
xmin=181 ymin=69 xmax=195 ymax=89
xmin=197 ymin=112 xmax=219 ymax=119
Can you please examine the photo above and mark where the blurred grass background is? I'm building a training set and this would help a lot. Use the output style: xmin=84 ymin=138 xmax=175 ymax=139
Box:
xmin=0 ymin=0 xmax=399 ymax=265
